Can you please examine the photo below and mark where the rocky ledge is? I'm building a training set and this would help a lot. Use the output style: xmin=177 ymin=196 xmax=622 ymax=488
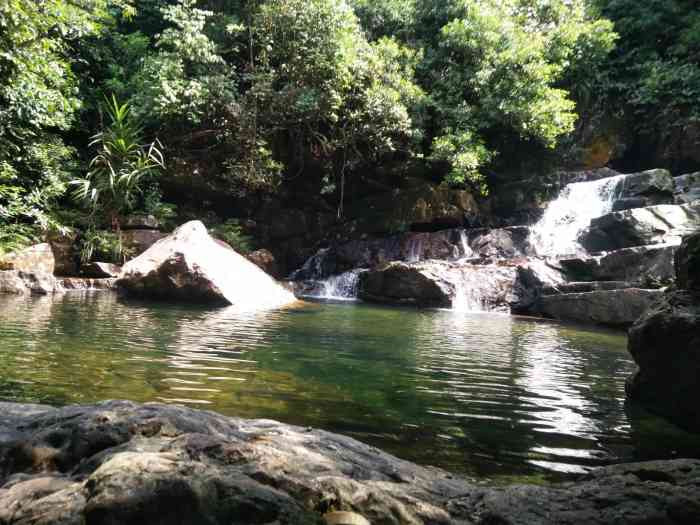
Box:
xmin=1 ymin=400 xmax=699 ymax=525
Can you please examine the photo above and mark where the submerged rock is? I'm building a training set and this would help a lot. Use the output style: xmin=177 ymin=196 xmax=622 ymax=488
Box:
xmin=0 ymin=400 xmax=699 ymax=525
xmin=580 ymin=202 xmax=700 ymax=252
xmin=117 ymin=221 xmax=296 ymax=309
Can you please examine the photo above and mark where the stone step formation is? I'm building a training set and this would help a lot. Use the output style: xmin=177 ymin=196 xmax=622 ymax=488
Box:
xmin=291 ymin=168 xmax=700 ymax=328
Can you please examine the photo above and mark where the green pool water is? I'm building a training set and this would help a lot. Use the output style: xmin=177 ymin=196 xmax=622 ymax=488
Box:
xmin=1 ymin=292 xmax=698 ymax=483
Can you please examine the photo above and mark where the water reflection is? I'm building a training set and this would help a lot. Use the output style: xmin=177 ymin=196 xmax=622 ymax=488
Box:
xmin=0 ymin=293 xmax=698 ymax=482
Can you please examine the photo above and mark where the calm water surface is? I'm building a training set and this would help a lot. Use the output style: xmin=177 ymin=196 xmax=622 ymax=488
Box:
xmin=1 ymin=292 xmax=698 ymax=483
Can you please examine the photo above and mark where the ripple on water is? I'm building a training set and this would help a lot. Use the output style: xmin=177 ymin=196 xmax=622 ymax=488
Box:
xmin=0 ymin=293 xmax=698 ymax=482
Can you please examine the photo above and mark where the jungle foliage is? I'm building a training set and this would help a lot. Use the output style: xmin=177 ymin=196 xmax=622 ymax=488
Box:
xmin=0 ymin=0 xmax=697 ymax=254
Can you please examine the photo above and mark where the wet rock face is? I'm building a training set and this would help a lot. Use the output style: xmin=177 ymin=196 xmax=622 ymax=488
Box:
xmin=611 ymin=169 xmax=675 ymax=211
xmin=1 ymin=400 xmax=700 ymax=525
xmin=117 ymin=221 xmax=296 ymax=308
xmin=579 ymin=203 xmax=700 ymax=252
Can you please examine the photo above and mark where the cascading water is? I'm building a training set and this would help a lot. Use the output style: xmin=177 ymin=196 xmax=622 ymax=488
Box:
xmin=407 ymin=237 xmax=424 ymax=263
xmin=457 ymin=229 xmax=474 ymax=261
xmin=316 ymin=269 xmax=365 ymax=300
xmin=529 ymin=174 xmax=626 ymax=257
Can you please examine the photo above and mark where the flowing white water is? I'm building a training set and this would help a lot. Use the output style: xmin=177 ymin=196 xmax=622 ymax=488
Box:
xmin=457 ymin=229 xmax=474 ymax=261
xmin=301 ymin=269 xmax=365 ymax=301
xmin=452 ymin=280 xmax=487 ymax=312
xmin=529 ymin=175 xmax=626 ymax=257
xmin=407 ymin=237 xmax=424 ymax=263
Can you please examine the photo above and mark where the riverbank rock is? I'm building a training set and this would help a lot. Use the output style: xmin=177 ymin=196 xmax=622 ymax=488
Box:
xmin=0 ymin=270 xmax=58 ymax=295
xmin=611 ymin=169 xmax=675 ymax=211
xmin=1 ymin=400 xmax=699 ymax=525
xmin=0 ymin=243 xmax=55 ymax=274
xmin=580 ymin=202 xmax=700 ymax=252
xmin=539 ymin=288 xmax=665 ymax=327
xmin=117 ymin=221 xmax=296 ymax=309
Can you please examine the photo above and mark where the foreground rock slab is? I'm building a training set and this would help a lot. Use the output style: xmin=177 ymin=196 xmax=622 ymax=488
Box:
xmin=1 ymin=400 xmax=699 ymax=525
xmin=117 ymin=221 xmax=296 ymax=309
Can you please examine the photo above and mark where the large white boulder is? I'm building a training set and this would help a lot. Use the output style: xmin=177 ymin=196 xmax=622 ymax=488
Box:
xmin=117 ymin=221 xmax=296 ymax=309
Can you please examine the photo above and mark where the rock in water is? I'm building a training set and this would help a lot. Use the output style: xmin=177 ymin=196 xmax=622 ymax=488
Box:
xmin=627 ymin=291 xmax=700 ymax=432
xmin=627 ymin=232 xmax=700 ymax=431
xmin=1 ymin=400 xmax=699 ymax=525
xmin=117 ymin=221 xmax=296 ymax=309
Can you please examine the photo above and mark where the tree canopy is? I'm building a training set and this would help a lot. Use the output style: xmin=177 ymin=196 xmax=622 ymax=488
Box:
xmin=0 ymin=0 xmax=697 ymax=253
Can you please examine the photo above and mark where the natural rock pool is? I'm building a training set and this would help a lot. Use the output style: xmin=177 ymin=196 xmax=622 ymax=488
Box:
xmin=1 ymin=293 xmax=698 ymax=483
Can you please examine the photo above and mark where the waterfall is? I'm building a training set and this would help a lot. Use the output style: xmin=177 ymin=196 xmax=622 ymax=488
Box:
xmin=407 ymin=237 xmax=423 ymax=263
xmin=529 ymin=174 xmax=626 ymax=257
xmin=452 ymin=280 xmax=487 ymax=312
xmin=457 ymin=229 xmax=473 ymax=261
xmin=296 ymin=269 xmax=365 ymax=301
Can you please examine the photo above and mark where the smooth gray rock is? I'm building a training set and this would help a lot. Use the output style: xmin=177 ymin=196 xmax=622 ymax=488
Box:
xmin=0 ymin=401 xmax=699 ymax=525
xmin=611 ymin=169 xmax=675 ymax=211
xmin=579 ymin=203 xmax=700 ymax=252
xmin=674 ymin=172 xmax=700 ymax=204
xmin=560 ymin=244 xmax=677 ymax=287
xmin=539 ymin=288 xmax=665 ymax=327
xmin=117 ymin=221 xmax=296 ymax=308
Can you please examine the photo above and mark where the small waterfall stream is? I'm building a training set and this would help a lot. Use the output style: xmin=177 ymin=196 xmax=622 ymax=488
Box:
xmin=529 ymin=175 xmax=625 ymax=257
